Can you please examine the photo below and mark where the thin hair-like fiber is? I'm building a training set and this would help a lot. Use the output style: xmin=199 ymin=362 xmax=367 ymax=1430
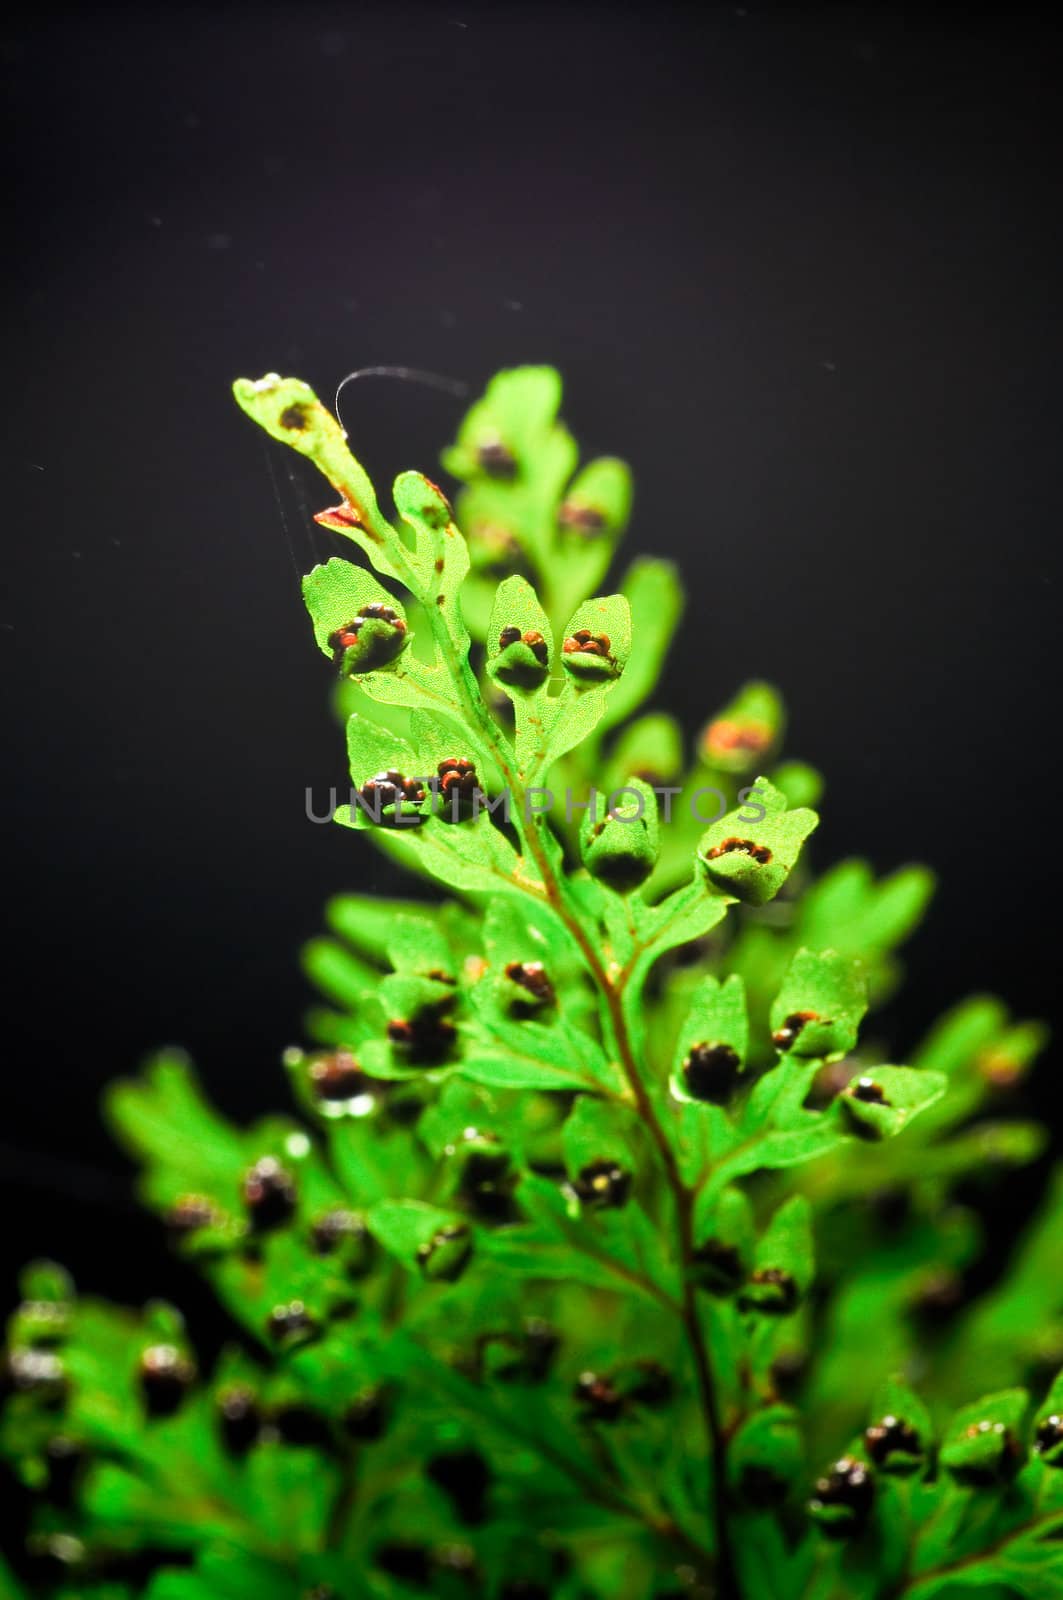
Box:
xmin=333 ymin=364 xmax=470 ymax=436
xmin=282 ymin=449 xmax=331 ymax=568
xmin=260 ymin=438 xmax=312 ymax=583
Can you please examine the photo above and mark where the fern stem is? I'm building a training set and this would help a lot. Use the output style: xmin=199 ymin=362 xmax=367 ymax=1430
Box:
xmin=321 ymin=475 xmax=738 ymax=1588
xmin=413 ymin=605 xmax=737 ymax=1590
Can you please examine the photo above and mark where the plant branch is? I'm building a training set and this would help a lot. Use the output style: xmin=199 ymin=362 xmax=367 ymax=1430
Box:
xmin=309 ymin=425 xmax=737 ymax=1589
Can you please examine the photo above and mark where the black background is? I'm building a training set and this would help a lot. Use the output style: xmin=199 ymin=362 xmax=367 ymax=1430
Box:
xmin=3 ymin=3 xmax=1060 ymax=1322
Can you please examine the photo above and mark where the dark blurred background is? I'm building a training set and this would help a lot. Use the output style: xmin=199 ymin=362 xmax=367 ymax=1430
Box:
xmin=2 ymin=3 xmax=1060 ymax=1319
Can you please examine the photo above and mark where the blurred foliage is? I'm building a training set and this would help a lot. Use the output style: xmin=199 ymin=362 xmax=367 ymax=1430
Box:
xmin=2 ymin=369 xmax=1058 ymax=1599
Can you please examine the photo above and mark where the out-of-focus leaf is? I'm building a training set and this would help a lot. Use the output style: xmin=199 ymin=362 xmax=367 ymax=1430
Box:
xmin=605 ymin=712 xmax=684 ymax=791
xmin=106 ymin=1053 xmax=247 ymax=1197
xmin=769 ymin=759 xmax=824 ymax=811
xmin=698 ymin=681 xmax=784 ymax=774
xmin=797 ymin=860 xmax=935 ymax=963
xmin=324 ymin=891 xmax=441 ymax=960
xmin=441 ymin=366 xmax=565 ymax=483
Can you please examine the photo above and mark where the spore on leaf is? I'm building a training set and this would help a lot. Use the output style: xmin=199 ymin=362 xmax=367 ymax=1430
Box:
xmin=165 ymin=1194 xmax=217 ymax=1235
xmin=387 ymin=1006 xmax=458 ymax=1064
xmin=138 ymin=1345 xmax=195 ymax=1417
xmin=217 ymin=1385 xmax=261 ymax=1455
xmin=426 ymin=1447 xmax=491 ymax=1523
xmin=242 ymin=1156 xmax=298 ymax=1229
xmin=563 ymin=628 xmax=612 ymax=657
xmin=573 ymin=1160 xmax=631 ymax=1209
xmin=1035 ymin=1414 xmax=1063 ymax=1465
xmin=270 ymin=1400 xmax=332 ymax=1448
xmin=574 ymin=1370 xmax=626 ymax=1422
xmin=809 ymin=1456 xmax=875 ymax=1536
xmin=279 ymin=402 xmax=311 ymax=431
xmin=704 ymin=836 xmax=772 ymax=865
xmin=864 ymin=1415 xmax=923 ymax=1470
xmin=946 ymin=1420 xmax=1023 ymax=1486
xmin=504 ymin=959 xmax=554 ymax=1005
xmin=771 ymin=1010 xmax=818 ymax=1051
xmin=343 ymin=1385 xmax=391 ymax=1441
xmin=454 ymin=1136 xmax=518 ymax=1222
xmin=358 ymin=770 xmax=426 ymax=821
xmin=309 ymin=1207 xmax=371 ymax=1264
xmin=4 ymin=1348 xmax=67 ymax=1404
xmin=42 ymin=1435 xmax=84 ymax=1506
xmin=682 ymin=1041 xmax=741 ymax=1104
xmin=518 ymin=1318 xmax=561 ymax=1381
xmin=266 ymin=1300 xmax=317 ymax=1343
xmin=476 ymin=439 xmax=517 ymax=478
xmin=847 ymin=1077 xmax=889 ymax=1105
xmin=558 ymin=499 xmax=607 ymax=535
xmin=738 ymin=1268 xmax=799 ymax=1315
xmin=702 ymin=717 xmax=774 ymax=764
xmin=437 ymin=757 xmax=483 ymax=819
xmin=692 ymin=1239 xmax=745 ymax=1296
xmin=416 ymin=1223 xmax=473 ymax=1283
xmin=309 ymin=1050 xmax=368 ymax=1101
